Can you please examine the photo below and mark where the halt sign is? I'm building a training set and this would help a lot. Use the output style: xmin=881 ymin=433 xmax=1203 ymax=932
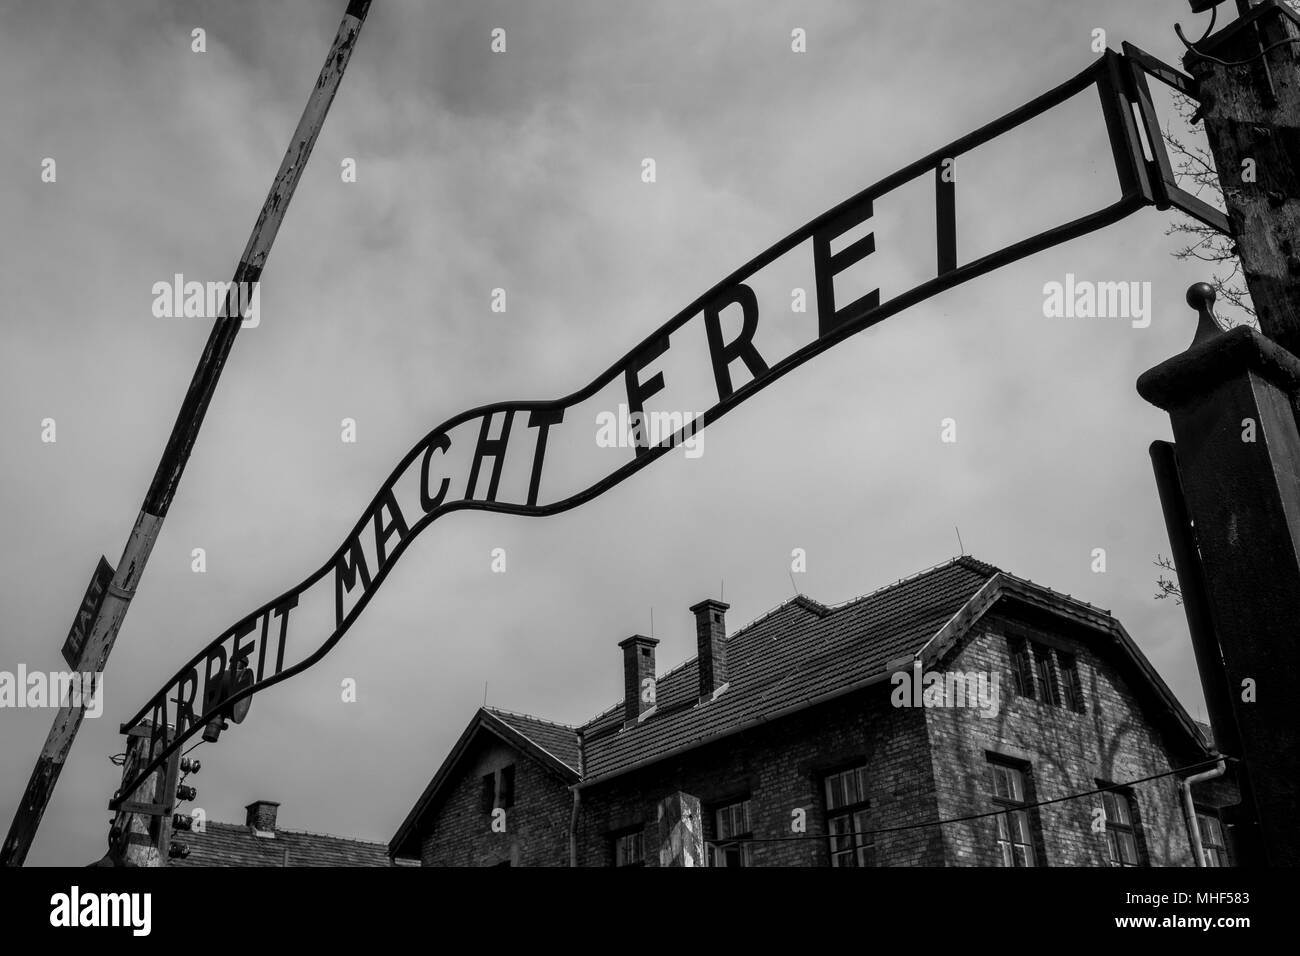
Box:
xmin=61 ymin=556 xmax=114 ymax=670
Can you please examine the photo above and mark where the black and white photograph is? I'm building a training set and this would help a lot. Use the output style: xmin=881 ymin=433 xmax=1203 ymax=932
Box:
xmin=0 ymin=0 xmax=1290 ymax=936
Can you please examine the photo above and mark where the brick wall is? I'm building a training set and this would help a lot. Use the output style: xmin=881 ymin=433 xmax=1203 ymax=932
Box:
xmin=924 ymin=609 xmax=1238 ymax=867
xmin=419 ymin=736 xmax=572 ymax=867
xmin=575 ymin=687 xmax=943 ymax=866
xmin=416 ymin=609 xmax=1237 ymax=867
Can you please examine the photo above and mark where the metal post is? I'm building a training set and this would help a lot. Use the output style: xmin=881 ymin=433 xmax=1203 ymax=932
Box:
xmin=1 ymin=0 xmax=373 ymax=867
xmin=1138 ymin=284 xmax=1300 ymax=866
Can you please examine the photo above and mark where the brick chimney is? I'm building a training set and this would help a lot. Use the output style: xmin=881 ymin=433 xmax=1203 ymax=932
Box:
xmin=691 ymin=599 xmax=730 ymax=700
xmin=245 ymin=800 xmax=279 ymax=833
xmin=619 ymin=635 xmax=658 ymax=727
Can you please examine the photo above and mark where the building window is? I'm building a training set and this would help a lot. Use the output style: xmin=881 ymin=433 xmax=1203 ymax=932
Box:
xmin=1102 ymin=790 xmax=1142 ymax=866
xmin=1034 ymin=644 xmax=1059 ymax=707
xmin=614 ymin=829 xmax=645 ymax=867
xmin=824 ymin=765 xmax=874 ymax=867
xmin=1008 ymin=637 xmax=1035 ymax=699
xmin=480 ymin=765 xmax=516 ymax=813
xmin=989 ymin=760 xmax=1037 ymax=867
xmin=710 ymin=798 xmax=753 ymax=867
xmin=1196 ymin=809 xmax=1230 ymax=867
xmin=1059 ymin=652 xmax=1085 ymax=713
xmin=499 ymin=765 xmax=515 ymax=808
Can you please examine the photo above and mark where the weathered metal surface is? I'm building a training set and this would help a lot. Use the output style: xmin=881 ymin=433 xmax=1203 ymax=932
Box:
xmin=112 ymin=50 xmax=1184 ymax=804
xmin=1 ymin=0 xmax=372 ymax=867
xmin=1122 ymin=42 xmax=1234 ymax=233
xmin=60 ymin=556 xmax=113 ymax=670
xmin=1188 ymin=0 xmax=1300 ymax=354
xmin=1139 ymin=315 xmax=1300 ymax=866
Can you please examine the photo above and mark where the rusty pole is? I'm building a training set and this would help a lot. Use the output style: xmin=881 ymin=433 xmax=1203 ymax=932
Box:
xmin=1 ymin=0 xmax=373 ymax=867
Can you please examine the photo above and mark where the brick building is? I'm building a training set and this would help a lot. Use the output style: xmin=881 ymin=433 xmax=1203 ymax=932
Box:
xmin=169 ymin=799 xmax=412 ymax=867
xmin=389 ymin=557 xmax=1239 ymax=867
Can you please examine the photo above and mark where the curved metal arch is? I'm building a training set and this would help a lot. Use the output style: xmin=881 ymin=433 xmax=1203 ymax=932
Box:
xmin=112 ymin=51 xmax=1175 ymax=804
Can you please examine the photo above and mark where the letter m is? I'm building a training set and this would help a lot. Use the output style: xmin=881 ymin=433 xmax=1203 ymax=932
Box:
xmin=101 ymin=893 xmax=130 ymax=926
xmin=1096 ymin=281 xmax=1128 ymax=318
xmin=334 ymin=536 xmax=371 ymax=627
xmin=207 ymin=281 xmax=235 ymax=318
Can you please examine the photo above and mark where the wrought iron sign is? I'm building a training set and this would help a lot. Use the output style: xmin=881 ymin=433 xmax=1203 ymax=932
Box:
xmin=112 ymin=47 xmax=1224 ymax=805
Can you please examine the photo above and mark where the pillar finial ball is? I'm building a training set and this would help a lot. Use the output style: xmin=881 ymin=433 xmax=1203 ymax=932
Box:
xmin=1187 ymin=282 xmax=1217 ymax=311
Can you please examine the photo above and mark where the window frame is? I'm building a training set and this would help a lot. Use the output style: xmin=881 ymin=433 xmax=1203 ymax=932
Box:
xmin=1058 ymin=651 xmax=1085 ymax=713
xmin=480 ymin=765 xmax=516 ymax=813
xmin=1194 ymin=806 xmax=1230 ymax=868
xmin=988 ymin=757 xmax=1039 ymax=867
xmin=709 ymin=796 xmax=754 ymax=867
xmin=1033 ymin=643 xmax=1060 ymax=707
xmin=1008 ymin=636 xmax=1036 ymax=700
xmin=822 ymin=764 xmax=875 ymax=867
xmin=1100 ymin=787 xmax=1144 ymax=867
xmin=612 ymin=827 xmax=646 ymax=868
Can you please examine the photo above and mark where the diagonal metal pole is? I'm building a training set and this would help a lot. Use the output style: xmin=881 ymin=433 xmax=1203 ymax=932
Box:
xmin=1 ymin=0 xmax=373 ymax=867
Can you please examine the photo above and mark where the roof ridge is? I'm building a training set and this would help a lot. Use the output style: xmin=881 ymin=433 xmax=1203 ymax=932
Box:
xmin=823 ymin=555 xmax=1001 ymax=612
xmin=993 ymin=567 xmax=1112 ymax=616
xmin=275 ymin=827 xmax=392 ymax=847
xmin=486 ymin=706 xmax=577 ymax=731
xmin=204 ymin=820 xmax=389 ymax=848
xmin=484 ymin=708 xmax=581 ymax=774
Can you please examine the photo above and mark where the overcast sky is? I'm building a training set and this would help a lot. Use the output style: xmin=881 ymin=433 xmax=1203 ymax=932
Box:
xmin=0 ymin=0 xmax=1236 ymax=865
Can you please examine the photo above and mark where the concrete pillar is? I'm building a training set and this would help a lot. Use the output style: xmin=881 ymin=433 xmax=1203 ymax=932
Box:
xmin=657 ymin=791 xmax=705 ymax=867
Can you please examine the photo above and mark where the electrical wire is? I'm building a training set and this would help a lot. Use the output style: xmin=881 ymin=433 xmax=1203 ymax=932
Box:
xmin=1176 ymin=3 xmax=1300 ymax=70
xmin=108 ymin=738 xmax=202 ymax=770
xmin=1189 ymin=35 xmax=1300 ymax=69
xmin=706 ymin=755 xmax=1236 ymax=847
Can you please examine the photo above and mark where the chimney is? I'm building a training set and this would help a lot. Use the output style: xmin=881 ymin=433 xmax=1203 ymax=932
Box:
xmin=691 ymin=599 xmax=730 ymax=700
xmin=619 ymin=635 xmax=659 ymax=727
xmin=245 ymin=799 xmax=279 ymax=833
